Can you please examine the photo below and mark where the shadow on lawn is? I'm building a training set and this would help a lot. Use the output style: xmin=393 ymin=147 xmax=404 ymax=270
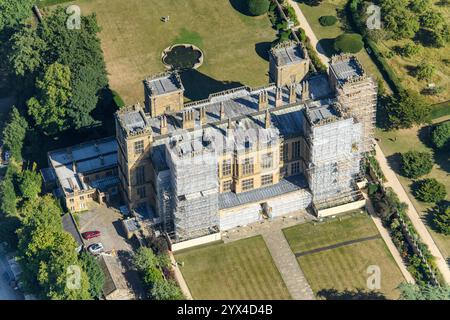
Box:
xmin=229 ymin=0 xmax=250 ymax=16
xmin=386 ymin=152 xmax=402 ymax=176
xmin=179 ymin=69 xmax=244 ymax=101
xmin=418 ymin=124 xmax=450 ymax=174
xmin=317 ymin=38 xmax=336 ymax=57
xmin=317 ymin=288 xmax=386 ymax=300
xmin=255 ymin=42 xmax=272 ymax=61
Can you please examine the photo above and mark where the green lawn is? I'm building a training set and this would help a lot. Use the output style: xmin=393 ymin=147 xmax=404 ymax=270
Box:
xmin=62 ymin=0 xmax=276 ymax=104
xmin=175 ymin=236 xmax=291 ymax=300
xmin=376 ymin=120 xmax=450 ymax=263
xmin=297 ymin=0 xmax=390 ymax=92
xmin=283 ymin=212 xmax=405 ymax=299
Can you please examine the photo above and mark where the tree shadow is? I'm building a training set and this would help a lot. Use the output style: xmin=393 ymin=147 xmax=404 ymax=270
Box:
xmin=413 ymin=29 xmax=435 ymax=48
xmin=229 ymin=0 xmax=249 ymax=15
xmin=317 ymin=38 xmax=336 ymax=57
xmin=386 ymin=152 xmax=402 ymax=176
xmin=317 ymin=288 xmax=386 ymax=300
xmin=116 ymin=249 xmax=147 ymax=299
xmin=417 ymin=125 xmax=435 ymax=149
xmin=255 ymin=42 xmax=272 ymax=61
xmin=404 ymin=65 xmax=418 ymax=78
xmin=179 ymin=69 xmax=244 ymax=101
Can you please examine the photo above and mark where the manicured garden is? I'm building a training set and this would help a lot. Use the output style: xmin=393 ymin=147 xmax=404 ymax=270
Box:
xmin=283 ymin=212 xmax=405 ymax=299
xmin=67 ymin=0 xmax=277 ymax=103
xmin=175 ymin=236 xmax=291 ymax=300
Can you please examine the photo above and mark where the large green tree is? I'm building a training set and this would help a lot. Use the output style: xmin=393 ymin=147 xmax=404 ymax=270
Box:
xmin=433 ymin=204 xmax=450 ymax=235
xmin=2 ymin=107 xmax=28 ymax=161
xmin=246 ymin=0 xmax=270 ymax=16
xmin=380 ymin=0 xmax=420 ymax=39
xmin=431 ymin=121 xmax=450 ymax=149
xmin=399 ymin=283 xmax=450 ymax=300
xmin=18 ymin=169 xmax=42 ymax=200
xmin=79 ymin=251 xmax=105 ymax=299
xmin=384 ymin=90 xmax=430 ymax=129
xmin=27 ymin=63 xmax=72 ymax=134
xmin=400 ymin=151 xmax=433 ymax=179
xmin=0 ymin=0 xmax=34 ymax=31
xmin=413 ymin=178 xmax=447 ymax=203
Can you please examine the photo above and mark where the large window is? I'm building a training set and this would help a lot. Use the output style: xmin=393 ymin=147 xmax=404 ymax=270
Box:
xmin=222 ymin=180 xmax=232 ymax=192
xmin=292 ymin=141 xmax=301 ymax=159
xmin=261 ymin=153 xmax=273 ymax=169
xmin=134 ymin=140 xmax=144 ymax=155
xmin=135 ymin=166 xmax=145 ymax=185
xmin=283 ymin=144 xmax=289 ymax=161
xmin=261 ymin=174 xmax=273 ymax=186
xmin=137 ymin=186 xmax=146 ymax=199
xmin=242 ymin=178 xmax=254 ymax=191
xmin=242 ymin=157 xmax=254 ymax=175
xmin=222 ymin=159 xmax=232 ymax=177
xmin=291 ymin=162 xmax=300 ymax=175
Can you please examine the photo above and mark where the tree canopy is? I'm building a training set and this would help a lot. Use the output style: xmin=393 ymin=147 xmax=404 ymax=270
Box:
xmin=400 ymin=151 xmax=433 ymax=179
xmin=433 ymin=203 xmax=450 ymax=235
xmin=333 ymin=33 xmax=364 ymax=53
xmin=399 ymin=283 xmax=450 ymax=300
xmin=431 ymin=121 xmax=450 ymax=149
xmin=246 ymin=0 xmax=270 ymax=16
xmin=0 ymin=0 xmax=34 ymax=31
xmin=1 ymin=107 xmax=28 ymax=161
xmin=383 ymin=90 xmax=430 ymax=129
xmin=413 ymin=178 xmax=447 ymax=203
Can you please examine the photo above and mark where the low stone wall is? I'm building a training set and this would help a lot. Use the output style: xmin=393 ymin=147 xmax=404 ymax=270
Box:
xmin=171 ymin=232 xmax=222 ymax=252
xmin=317 ymin=198 xmax=366 ymax=218
xmin=161 ymin=43 xmax=204 ymax=70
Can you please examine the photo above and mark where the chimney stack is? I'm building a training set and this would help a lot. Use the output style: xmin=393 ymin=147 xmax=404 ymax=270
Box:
xmin=182 ymin=109 xmax=195 ymax=129
xmin=275 ymin=87 xmax=283 ymax=107
xmin=199 ymin=107 xmax=206 ymax=125
xmin=301 ymin=81 xmax=310 ymax=102
xmin=160 ymin=115 xmax=168 ymax=135
xmin=265 ymin=109 xmax=271 ymax=129
xmin=258 ymin=90 xmax=268 ymax=111
xmin=289 ymin=84 xmax=296 ymax=104
xmin=220 ymin=102 xmax=225 ymax=120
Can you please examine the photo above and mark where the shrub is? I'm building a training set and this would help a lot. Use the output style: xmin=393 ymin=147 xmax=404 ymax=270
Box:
xmin=413 ymin=179 xmax=447 ymax=203
xmin=319 ymin=15 xmax=337 ymax=26
xmin=431 ymin=121 xmax=450 ymax=149
xmin=416 ymin=63 xmax=436 ymax=81
xmin=401 ymin=42 xmax=422 ymax=57
xmin=247 ymin=0 xmax=270 ymax=16
xmin=433 ymin=204 xmax=450 ymax=235
xmin=400 ymin=151 xmax=433 ymax=179
xmin=333 ymin=33 xmax=364 ymax=53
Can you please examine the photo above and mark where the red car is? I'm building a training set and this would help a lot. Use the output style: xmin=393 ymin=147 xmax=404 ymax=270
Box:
xmin=82 ymin=231 xmax=101 ymax=240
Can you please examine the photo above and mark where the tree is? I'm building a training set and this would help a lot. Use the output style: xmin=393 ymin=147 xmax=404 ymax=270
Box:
xmin=319 ymin=16 xmax=337 ymax=26
xmin=301 ymin=0 xmax=323 ymax=6
xmin=0 ymin=0 xmax=34 ymax=31
xmin=420 ymin=10 xmax=444 ymax=30
xmin=1 ymin=107 xmax=28 ymax=161
xmin=17 ymin=195 xmax=91 ymax=299
xmin=333 ymin=33 xmax=364 ymax=53
xmin=0 ymin=162 xmax=20 ymax=217
xmin=400 ymin=42 xmax=421 ymax=57
xmin=246 ymin=0 xmax=270 ymax=16
xmin=18 ymin=169 xmax=42 ymax=200
xmin=398 ymin=283 xmax=450 ymax=300
xmin=151 ymin=279 xmax=184 ymax=300
xmin=413 ymin=178 xmax=447 ymax=203
xmin=431 ymin=121 xmax=450 ymax=149
xmin=79 ymin=251 xmax=105 ymax=299
xmin=416 ymin=63 xmax=436 ymax=81
xmin=27 ymin=63 xmax=72 ymax=134
xmin=132 ymin=246 xmax=158 ymax=272
xmin=380 ymin=0 xmax=420 ymax=39
xmin=384 ymin=90 xmax=430 ymax=129
xmin=409 ymin=0 xmax=430 ymax=13
xmin=433 ymin=204 xmax=450 ymax=235
xmin=400 ymin=151 xmax=433 ymax=179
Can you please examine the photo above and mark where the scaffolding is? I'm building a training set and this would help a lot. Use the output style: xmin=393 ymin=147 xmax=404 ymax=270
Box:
xmin=165 ymin=134 xmax=220 ymax=242
xmin=304 ymin=104 xmax=362 ymax=206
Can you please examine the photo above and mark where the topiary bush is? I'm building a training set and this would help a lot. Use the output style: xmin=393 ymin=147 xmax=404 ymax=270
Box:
xmin=400 ymin=151 xmax=434 ymax=179
xmin=333 ymin=33 xmax=364 ymax=53
xmin=433 ymin=204 xmax=450 ymax=235
xmin=413 ymin=178 xmax=447 ymax=203
xmin=432 ymin=121 xmax=450 ymax=149
xmin=319 ymin=15 xmax=338 ymax=26
xmin=247 ymin=0 xmax=270 ymax=16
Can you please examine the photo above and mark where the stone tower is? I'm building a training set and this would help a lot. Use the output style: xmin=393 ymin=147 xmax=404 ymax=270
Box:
xmin=269 ymin=41 xmax=309 ymax=87
xmin=144 ymin=72 xmax=185 ymax=117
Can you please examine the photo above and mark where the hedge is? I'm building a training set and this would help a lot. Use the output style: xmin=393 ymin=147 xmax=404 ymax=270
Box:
xmin=112 ymin=91 xmax=125 ymax=108
xmin=319 ymin=15 xmax=338 ymax=26
xmin=334 ymin=33 xmax=364 ymax=53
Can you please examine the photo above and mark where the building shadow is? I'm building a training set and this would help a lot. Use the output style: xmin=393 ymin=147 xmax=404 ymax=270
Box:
xmin=255 ymin=42 xmax=272 ymax=61
xmin=317 ymin=38 xmax=336 ymax=57
xmin=179 ymin=69 xmax=244 ymax=101
xmin=386 ymin=153 xmax=402 ymax=176
xmin=116 ymin=249 xmax=147 ymax=299
xmin=229 ymin=0 xmax=249 ymax=15
xmin=317 ymin=288 xmax=386 ymax=300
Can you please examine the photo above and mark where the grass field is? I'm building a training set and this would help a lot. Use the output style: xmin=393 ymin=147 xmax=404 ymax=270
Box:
xmin=283 ymin=212 xmax=405 ymax=299
xmin=175 ymin=236 xmax=291 ymax=300
xmin=376 ymin=118 xmax=450 ymax=263
xmin=63 ymin=0 xmax=276 ymax=104
xmin=297 ymin=0 xmax=390 ymax=92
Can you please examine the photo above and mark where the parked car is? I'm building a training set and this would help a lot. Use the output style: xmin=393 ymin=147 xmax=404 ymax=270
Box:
xmin=82 ymin=231 xmax=101 ymax=240
xmin=88 ymin=243 xmax=104 ymax=255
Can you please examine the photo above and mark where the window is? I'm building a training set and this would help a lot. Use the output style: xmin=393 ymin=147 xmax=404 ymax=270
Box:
xmin=242 ymin=157 xmax=254 ymax=175
xmin=242 ymin=178 xmax=254 ymax=191
xmin=222 ymin=159 xmax=232 ymax=177
xmin=134 ymin=140 xmax=144 ymax=155
xmin=280 ymin=144 xmax=284 ymax=162
xmin=291 ymin=162 xmax=300 ymax=175
xmin=261 ymin=174 xmax=273 ymax=186
xmin=69 ymin=198 xmax=74 ymax=203
xmin=261 ymin=153 xmax=273 ymax=169
xmin=283 ymin=144 xmax=289 ymax=161
xmin=292 ymin=141 xmax=301 ymax=159
xmin=222 ymin=180 xmax=232 ymax=192
xmin=135 ymin=166 xmax=145 ymax=185
xmin=137 ymin=186 xmax=146 ymax=199
xmin=80 ymin=196 xmax=84 ymax=201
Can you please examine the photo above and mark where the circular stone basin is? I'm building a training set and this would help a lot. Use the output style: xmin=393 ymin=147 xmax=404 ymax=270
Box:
xmin=162 ymin=44 xmax=204 ymax=70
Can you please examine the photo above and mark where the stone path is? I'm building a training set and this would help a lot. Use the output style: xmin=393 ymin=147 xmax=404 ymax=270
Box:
xmin=374 ymin=143 xmax=450 ymax=284
xmin=262 ymin=229 xmax=315 ymax=300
